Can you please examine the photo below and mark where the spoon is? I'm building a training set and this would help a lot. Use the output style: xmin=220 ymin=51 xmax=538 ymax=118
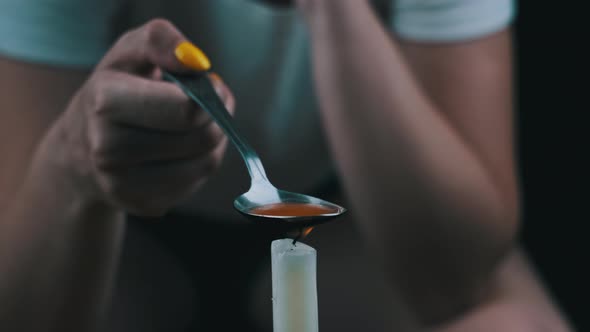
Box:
xmin=163 ymin=71 xmax=347 ymax=228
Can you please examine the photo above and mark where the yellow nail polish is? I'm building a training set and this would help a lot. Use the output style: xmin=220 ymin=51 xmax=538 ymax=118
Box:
xmin=174 ymin=41 xmax=211 ymax=71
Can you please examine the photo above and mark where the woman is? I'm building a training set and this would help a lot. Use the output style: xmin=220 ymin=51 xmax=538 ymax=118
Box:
xmin=0 ymin=0 xmax=572 ymax=330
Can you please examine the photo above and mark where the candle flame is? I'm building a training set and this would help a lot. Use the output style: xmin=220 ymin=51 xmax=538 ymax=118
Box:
xmin=291 ymin=226 xmax=314 ymax=245
xmin=301 ymin=227 xmax=314 ymax=238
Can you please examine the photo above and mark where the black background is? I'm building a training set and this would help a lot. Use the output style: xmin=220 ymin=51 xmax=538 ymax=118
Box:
xmin=516 ymin=1 xmax=587 ymax=330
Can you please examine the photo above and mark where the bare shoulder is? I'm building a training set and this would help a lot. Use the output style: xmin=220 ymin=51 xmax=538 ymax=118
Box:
xmin=395 ymin=28 xmax=513 ymax=132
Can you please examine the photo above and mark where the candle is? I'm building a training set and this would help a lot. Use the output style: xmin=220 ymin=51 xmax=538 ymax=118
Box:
xmin=271 ymin=239 xmax=319 ymax=332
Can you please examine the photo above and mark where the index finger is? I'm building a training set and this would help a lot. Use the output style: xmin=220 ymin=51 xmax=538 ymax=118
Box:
xmin=98 ymin=19 xmax=210 ymax=75
xmin=93 ymin=71 xmax=212 ymax=132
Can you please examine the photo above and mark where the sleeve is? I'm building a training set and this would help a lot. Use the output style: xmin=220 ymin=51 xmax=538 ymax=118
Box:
xmin=391 ymin=0 xmax=517 ymax=42
xmin=0 ymin=0 xmax=121 ymax=68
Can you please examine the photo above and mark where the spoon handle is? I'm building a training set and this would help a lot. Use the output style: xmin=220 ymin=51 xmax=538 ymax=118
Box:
xmin=163 ymin=71 xmax=270 ymax=184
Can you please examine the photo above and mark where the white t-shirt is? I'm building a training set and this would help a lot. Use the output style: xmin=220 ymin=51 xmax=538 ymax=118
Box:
xmin=0 ymin=0 xmax=516 ymax=220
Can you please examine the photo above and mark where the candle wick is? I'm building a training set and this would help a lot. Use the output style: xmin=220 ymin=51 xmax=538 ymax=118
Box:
xmin=292 ymin=228 xmax=302 ymax=246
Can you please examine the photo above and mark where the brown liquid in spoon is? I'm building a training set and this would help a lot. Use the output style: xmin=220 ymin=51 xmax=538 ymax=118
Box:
xmin=249 ymin=202 xmax=338 ymax=217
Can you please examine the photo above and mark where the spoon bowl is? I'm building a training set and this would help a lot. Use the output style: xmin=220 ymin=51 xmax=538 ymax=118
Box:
xmin=234 ymin=182 xmax=346 ymax=227
xmin=164 ymin=71 xmax=347 ymax=228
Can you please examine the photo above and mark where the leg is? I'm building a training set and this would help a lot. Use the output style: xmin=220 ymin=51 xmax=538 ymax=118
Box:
xmin=249 ymin=212 xmax=418 ymax=331
xmin=103 ymin=220 xmax=197 ymax=332
xmin=250 ymin=212 xmax=572 ymax=331
xmin=105 ymin=215 xmax=281 ymax=332
xmin=435 ymin=250 xmax=573 ymax=332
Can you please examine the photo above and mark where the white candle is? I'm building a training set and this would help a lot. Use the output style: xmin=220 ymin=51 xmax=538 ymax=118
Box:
xmin=271 ymin=238 xmax=319 ymax=332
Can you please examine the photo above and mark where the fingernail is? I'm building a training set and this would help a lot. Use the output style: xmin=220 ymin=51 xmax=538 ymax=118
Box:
xmin=174 ymin=41 xmax=211 ymax=71
xmin=209 ymin=72 xmax=223 ymax=83
xmin=207 ymin=72 xmax=224 ymax=96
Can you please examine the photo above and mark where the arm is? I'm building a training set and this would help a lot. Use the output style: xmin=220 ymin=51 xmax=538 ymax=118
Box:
xmin=0 ymin=58 xmax=121 ymax=331
xmin=0 ymin=20 xmax=234 ymax=331
xmin=297 ymin=0 xmax=519 ymax=324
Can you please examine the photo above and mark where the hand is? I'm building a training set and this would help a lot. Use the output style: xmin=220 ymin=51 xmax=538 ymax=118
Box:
xmin=40 ymin=19 xmax=235 ymax=216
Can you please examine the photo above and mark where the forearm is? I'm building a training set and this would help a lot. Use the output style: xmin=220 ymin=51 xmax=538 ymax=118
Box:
xmin=0 ymin=152 xmax=124 ymax=331
xmin=300 ymin=0 xmax=517 ymax=322
xmin=0 ymin=18 xmax=228 ymax=331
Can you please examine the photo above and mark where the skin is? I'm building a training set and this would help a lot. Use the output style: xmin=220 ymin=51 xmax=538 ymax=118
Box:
xmin=0 ymin=0 xmax=572 ymax=331
xmin=0 ymin=20 xmax=235 ymax=331
xmin=300 ymin=0 xmax=518 ymax=321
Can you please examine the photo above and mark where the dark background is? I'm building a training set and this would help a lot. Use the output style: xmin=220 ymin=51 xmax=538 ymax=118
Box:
xmin=516 ymin=1 xmax=587 ymax=330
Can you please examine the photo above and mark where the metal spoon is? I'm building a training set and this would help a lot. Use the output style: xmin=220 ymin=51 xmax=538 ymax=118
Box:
xmin=163 ymin=71 xmax=346 ymax=228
